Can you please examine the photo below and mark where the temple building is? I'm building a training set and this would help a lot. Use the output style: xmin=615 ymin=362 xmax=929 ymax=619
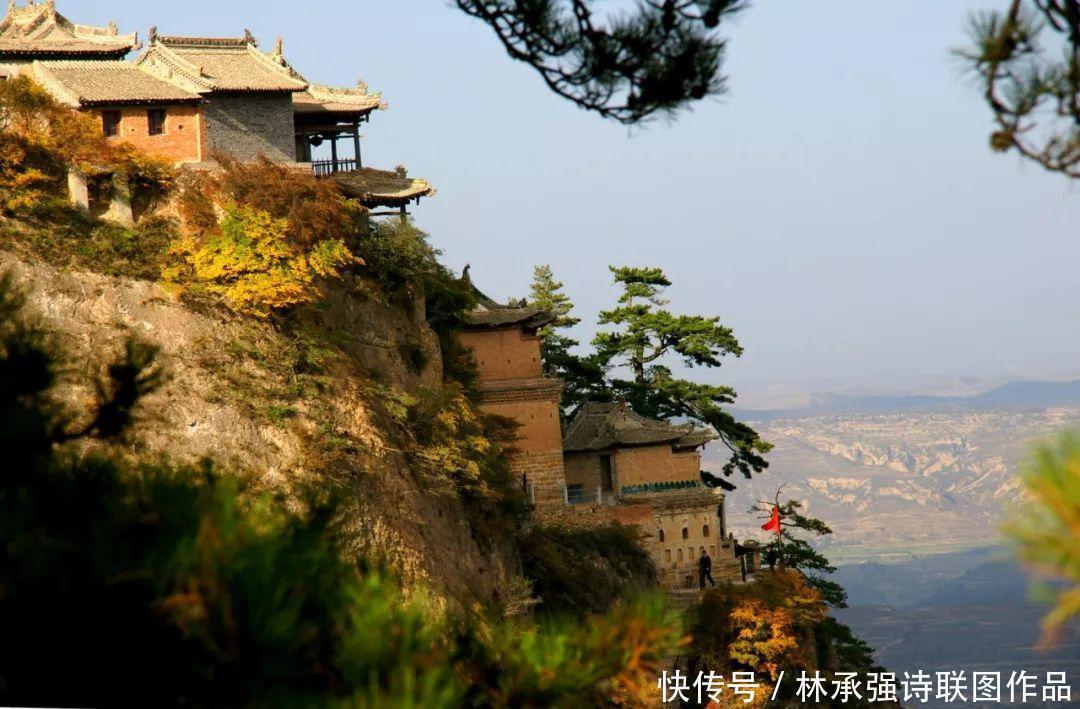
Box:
xmin=460 ymin=286 xmax=567 ymax=508
xmin=0 ymin=0 xmax=136 ymax=65
xmin=0 ymin=1 xmax=433 ymax=214
xmin=562 ymin=401 xmax=741 ymax=588
xmin=461 ymin=279 xmax=744 ymax=590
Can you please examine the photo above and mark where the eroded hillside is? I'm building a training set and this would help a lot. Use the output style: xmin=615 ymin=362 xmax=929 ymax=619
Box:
xmin=1 ymin=250 xmax=523 ymax=610
xmin=711 ymin=408 xmax=1080 ymax=560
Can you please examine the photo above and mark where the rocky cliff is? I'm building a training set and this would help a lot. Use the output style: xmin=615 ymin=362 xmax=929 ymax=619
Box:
xmin=1 ymin=250 xmax=522 ymax=611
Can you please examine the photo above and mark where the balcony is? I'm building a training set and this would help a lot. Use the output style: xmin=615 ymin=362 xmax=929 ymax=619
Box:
xmin=311 ymin=157 xmax=358 ymax=176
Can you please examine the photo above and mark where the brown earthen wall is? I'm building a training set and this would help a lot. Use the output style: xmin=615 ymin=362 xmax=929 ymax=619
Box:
xmin=508 ymin=450 xmax=565 ymax=506
xmin=612 ymin=445 xmax=705 ymax=488
xmin=563 ymin=451 xmax=602 ymax=489
xmin=458 ymin=328 xmax=543 ymax=381
xmin=477 ymin=397 xmax=564 ymax=506
xmin=532 ymin=501 xmax=654 ymax=532
xmin=672 ymin=450 xmax=701 ymax=480
xmin=613 ymin=446 xmax=672 ymax=487
xmin=654 ymin=506 xmax=736 ymax=588
xmin=96 ymin=105 xmax=202 ymax=163
xmin=479 ymin=399 xmax=562 ymax=455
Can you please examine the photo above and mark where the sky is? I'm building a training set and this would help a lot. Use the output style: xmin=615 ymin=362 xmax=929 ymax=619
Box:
xmin=65 ymin=0 xmax=1080 ymax=406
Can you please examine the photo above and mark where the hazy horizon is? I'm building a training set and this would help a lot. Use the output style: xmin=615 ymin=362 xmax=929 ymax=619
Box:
xmin=78 ymin=0 xmax=1080 ymax=402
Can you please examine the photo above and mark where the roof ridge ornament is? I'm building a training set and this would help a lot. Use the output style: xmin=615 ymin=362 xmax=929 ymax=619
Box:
xmin=243 ymin=27 xmax=256 ymax=46
xmin=272 ymin=36 xmax=285 ymax=65
xmin=148 ymin=25 xmax=156 ymax=44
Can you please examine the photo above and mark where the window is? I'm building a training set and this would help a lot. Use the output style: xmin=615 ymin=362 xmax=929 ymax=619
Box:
xmin=566 ymin=484 xmax=585 ymax=505
xmin=681 ymin=527 xmax=689 ymax=540
xmin=658 ymin=529 xmax=665 ymax=543
xmin=702 ymin=524 xmax=710 ymax=538
xmin=147 ymin=109 xmax=167 ymax=136
xmin=101 ymin=110 xmax=121 ymax=137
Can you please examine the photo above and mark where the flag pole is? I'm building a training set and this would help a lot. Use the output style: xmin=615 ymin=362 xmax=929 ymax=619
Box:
xmin=759 ymin=487 xmax=785 ymax=571
xmin=773 ymin=488 xmax=784 ymax=571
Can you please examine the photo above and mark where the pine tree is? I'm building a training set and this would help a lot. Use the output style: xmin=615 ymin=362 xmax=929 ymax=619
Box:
xmin=529 ymin=265 xmax=579 ymax=336
xmin=528 ymin=264 xmax=608 ymax=417
xmin=593 ymin=265 xmax=770 ymax=480
xmin=752 ymin=498 xmax=848 ymax=608
xmin=960 ymin=1 xmax=1080 ymax=179
xmin=453 ymin=1 xmax=747 ymax=124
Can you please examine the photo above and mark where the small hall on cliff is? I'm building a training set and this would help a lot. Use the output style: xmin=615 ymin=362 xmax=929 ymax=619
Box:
xmin=0 ymin=0 xmax=434 ymax=218
xmin=459 ymin=280 xmax=757 ymax=589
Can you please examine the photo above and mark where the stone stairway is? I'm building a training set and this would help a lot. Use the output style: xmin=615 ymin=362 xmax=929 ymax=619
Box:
xmin=667 ymin=588 xmax=703 ymax=613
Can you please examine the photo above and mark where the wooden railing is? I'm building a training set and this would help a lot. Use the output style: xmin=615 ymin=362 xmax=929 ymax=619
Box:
xmin=312 ymin=158 xmax=358 ymax=176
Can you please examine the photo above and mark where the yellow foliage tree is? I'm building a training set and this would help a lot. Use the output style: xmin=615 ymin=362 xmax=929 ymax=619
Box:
xmin=729 ymin=571 xmax=824 ymax=681
xmin=687 ymin=570 xmax=839 ymax=708
xmin=0 ymin=75 xmax=174 ymax=215
xmin=164 ymin=203 xmax=358 ymax=317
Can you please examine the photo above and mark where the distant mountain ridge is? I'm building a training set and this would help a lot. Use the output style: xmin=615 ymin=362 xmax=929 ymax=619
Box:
xmin=733 ymin=378 xmax=1080 ymax=421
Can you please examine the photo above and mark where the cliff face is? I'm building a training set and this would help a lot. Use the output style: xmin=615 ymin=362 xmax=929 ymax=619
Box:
xmin=2 ymin=250 xmax=522 ymax=610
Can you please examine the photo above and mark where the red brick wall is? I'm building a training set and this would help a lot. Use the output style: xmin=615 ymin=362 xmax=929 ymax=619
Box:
xmin=459 ymin=328 xmax=543 ymax=382
xmin=93 ymin=105 xmax=203 ymax=163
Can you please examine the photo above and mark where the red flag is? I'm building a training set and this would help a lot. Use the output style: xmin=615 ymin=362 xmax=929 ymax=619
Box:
xmin=761 ymin=504 xmax=781 ymax=533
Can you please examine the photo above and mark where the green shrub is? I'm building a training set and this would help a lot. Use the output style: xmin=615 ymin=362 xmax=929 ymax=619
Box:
xmin=355 ymin=219 xmax=477 ymax=336
xmin=398 ymin=341 xmax=429 ymax=374
xmin=521 ymin=524 xmax=658 ymax=615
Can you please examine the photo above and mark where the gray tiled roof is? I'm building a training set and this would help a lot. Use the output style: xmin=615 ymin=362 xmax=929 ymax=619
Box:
xmin=463 ymin=283 xmax=554 ymax=330
xmin=294 ymin=84 xmax=384 ymax=115
xmin=34 ymin=60 xmax=199 ymax=105
xmin=137 ymin=35 xmax=307 ymax=93
xmin=0 ymin=2 xmax=136 ymax=58
xmin=332 ymin=167 xmax=435 ymax=208
xmin=563 ymin=401 xmax=716 ymax=452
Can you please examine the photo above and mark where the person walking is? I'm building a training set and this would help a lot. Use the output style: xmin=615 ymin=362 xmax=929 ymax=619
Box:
xmin=698 ymin=548 xmax=715 ymax=589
